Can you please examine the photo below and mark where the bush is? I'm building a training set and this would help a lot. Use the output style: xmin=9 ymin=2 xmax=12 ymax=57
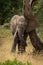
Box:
xmin=3 ymin=23 xmax=10 ymax=29
xmin=0 ymin=59 xmax=32 ymax=65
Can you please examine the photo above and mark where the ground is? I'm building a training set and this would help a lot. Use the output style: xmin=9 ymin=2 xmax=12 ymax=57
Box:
xmin=0 ymin=24 xmax=43 ymax=65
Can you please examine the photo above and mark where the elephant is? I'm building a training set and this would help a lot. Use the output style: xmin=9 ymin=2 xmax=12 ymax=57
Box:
xmin=10 ymin=15 xmax=28 ymax=53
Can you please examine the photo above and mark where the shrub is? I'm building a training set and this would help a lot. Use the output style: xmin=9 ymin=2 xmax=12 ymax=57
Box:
xmin=0 ymin=59 xmax=32 ymax=65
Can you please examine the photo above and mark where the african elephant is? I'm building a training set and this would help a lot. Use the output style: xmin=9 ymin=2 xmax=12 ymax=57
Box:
xmin=10 ymin=15 xmax=28 ymax=53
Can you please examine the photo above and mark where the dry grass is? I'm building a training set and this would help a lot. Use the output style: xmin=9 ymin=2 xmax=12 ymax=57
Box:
xmin=0 ymin=24 xmax=43 ymax=65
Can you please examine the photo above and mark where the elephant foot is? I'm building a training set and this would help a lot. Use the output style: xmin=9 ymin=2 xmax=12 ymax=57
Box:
xmin=18 ymin=45 xmax=26 ymax=54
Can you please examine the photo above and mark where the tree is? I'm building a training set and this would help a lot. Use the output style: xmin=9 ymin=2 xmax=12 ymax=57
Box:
xmin=23 ymin=0 xmax=43 ymax=52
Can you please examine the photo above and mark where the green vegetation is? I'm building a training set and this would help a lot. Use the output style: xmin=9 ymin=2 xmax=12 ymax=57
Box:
xmin=0 ymin=59 xmax=32 ymax=65
xmin=0 ymin=25 xmax=11 ymax=38
xmin=32 ymin=0 xmax=43 ymax=24
xmin=0 ymin=0 xmax=43 ymax=65
xmin=0 ymin=0 xmax=43 ymax=25
xmin=0 ymin=0 xmax=23 ymax=25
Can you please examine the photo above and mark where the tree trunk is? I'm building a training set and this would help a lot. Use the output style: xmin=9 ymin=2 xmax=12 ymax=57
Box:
xmin=23 ymin=0 xmax=43 ymax=52
xmin=29 ymin=29 xmax=43 ymax=51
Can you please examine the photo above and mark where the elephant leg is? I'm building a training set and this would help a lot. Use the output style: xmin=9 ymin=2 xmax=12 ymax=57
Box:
xmin=23 ymin=32 xmax=28 ymax=48
xmin=24 ymin=32 xmax=28 ymax=42
xmin=17 ymin=29 xmax=27 ymax=53
xmin=18 ymin=32 xmax=28 ymax=53
xmin=11 ymin=30 xmax=28 ymax=53
xmin=29 ymin=29 xmax=43 ymax=52
xmin=11 ymin=32 xmax=18 ymax=52
xmin=17 ymin=35 xmax=26 ymax=53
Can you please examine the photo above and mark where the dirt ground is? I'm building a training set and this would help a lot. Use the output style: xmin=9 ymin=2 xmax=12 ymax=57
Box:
xmin=0 ymin=25 xmax=43 ymax=65
xmin=0 ymin=36 xmax=43 ymax=65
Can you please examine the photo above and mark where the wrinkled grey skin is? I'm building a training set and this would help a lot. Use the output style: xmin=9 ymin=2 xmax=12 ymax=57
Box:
xmin=10 ymin=15 xmax=27 ymax=52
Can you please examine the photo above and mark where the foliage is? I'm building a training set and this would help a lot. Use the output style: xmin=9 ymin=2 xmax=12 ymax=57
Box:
xmin=0 ymin=0 xmax=43 ymax=25
xmin=32 ymin=0 xmax=43 ymax=23
xmin=0 ymin=0 xmax=23 ymax=25
xmin=0 ymin=59 xmax=32 ymax=65
xmin=0 ymin=25 xmax=11 ymax=38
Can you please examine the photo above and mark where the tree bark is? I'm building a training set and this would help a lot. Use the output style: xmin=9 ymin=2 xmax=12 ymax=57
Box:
xmin=23 ymin=0 xmax=43 ymax=52
xmin=29 ymin=29 xmax=43 ymax=51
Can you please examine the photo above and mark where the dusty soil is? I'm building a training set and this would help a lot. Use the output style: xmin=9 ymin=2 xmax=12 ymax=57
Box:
xmin=0 ymin=25 xmax=43 ymax=65
xmin=0 ymin=36 xmax=43 ymax=65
